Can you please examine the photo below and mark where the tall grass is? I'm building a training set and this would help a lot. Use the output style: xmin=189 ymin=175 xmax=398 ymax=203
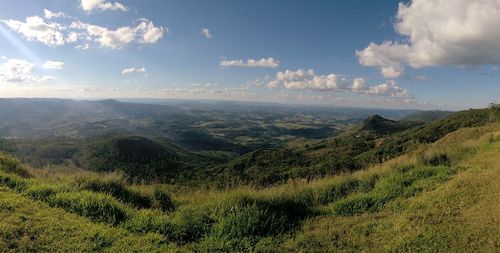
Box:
xmin=331 ymin=165 xmax=454 ymax=216
xmin=47 ymin=191 xmax=131 ymax=225
xmin=73 ymin=175 xmax=153 ymax=209
xmin=0 ymin=153 xmax=31 ymax=177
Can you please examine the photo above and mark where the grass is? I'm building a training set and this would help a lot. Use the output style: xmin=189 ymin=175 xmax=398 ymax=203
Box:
xmin=73 ymin=174 xmax=153 ymax=209
xmin=47 ymin=191 xmax=131 ymax=225
xmin=280 ymin=124 xmax=500 ymax=252
xmin=0 ymin=123 xmax=498 ymax=252
xmin=331 ymin=165 xmax=455 ymax=216
xmin=0 ymin=187 xmax=183 ymax=252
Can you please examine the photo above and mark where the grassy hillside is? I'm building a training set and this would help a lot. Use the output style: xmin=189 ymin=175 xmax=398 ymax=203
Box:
xmin=0 ymin=109 xmax=498 ymax=252
xmin=216 ymin=107 xmax=500 ymax=186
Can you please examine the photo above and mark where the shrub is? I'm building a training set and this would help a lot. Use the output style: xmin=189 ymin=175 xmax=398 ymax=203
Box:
xmin=256 ymin=196 xmax=311 ymax=232
xmin=419 ymin=151 xmax=451 ymax=166
xmin=25 ymin=184 xmax=61 ymax=201
xmin=48 ymin=191 xmax=130 ymax=225
xmin=74 ymin=176 xmax=152 ymax=209
xmin=0 ymin=171 xmax=29 ymax=191
xmin=152 ymin=187 xmax=176 ymax=212
xmin=0 ymin=154 xmax=31 ymax=178
xmin=170 ymin=204 xmax=214 ymax=243
xmin=316 ymin=178 xmax=359 ymax=205
xmin=315 ymin=176 xmax=378 ymax=205
xmin=211 ymin=203 xmax=283 ymax=240
xmin=210 ymin=193 xmax=312 ymax=240
xmin=123 ymin=210 xmax=175 ymax=237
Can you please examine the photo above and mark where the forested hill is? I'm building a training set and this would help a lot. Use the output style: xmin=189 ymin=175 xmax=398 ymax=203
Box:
xmin=215 ymin=106 xmax=500 ymax=186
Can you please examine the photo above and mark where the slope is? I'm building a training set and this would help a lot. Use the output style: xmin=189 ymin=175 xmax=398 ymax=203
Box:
xmin=281 ymin=123 xmax=500 ymax=252
xmin=217 ymin=106 xmax=500 ymax=186
xmin=0 ymin=114 xmax=498 ymax=252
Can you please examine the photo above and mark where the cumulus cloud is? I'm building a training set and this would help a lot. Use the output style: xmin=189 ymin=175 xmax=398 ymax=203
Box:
xmin=201 ymin=28 xmax=212 ymax=38
xmin=267 ymin=69 xmax=412 ymax=98
xmin=357 ymin=0 xmax=500 ymax=78
xmin=0 ymin=58 xmax=53 ymax=83
xmin=43 ymin=60 xmax=64 ymax=70
xmin=352 ymin=77 xmax=368 ymax=91
xmin=367 ymin=80 xmax=411 ymax=98
xmin=220 ymin=57 xmax=279 ymax=68
xmin=2 ymin=10 xmax=165 ymax=49
xmin=71 ymin=19 xmax=166 ymax=49
xmin=80 ymin=0 xmax=128 ymax=12
xmin=135 ymin=19 xmax=166 ymax=43
xmin=1 ymin=16 xmax=66 ymax=46
xmin=267 ymin=69 xmax=350 ymax=90
xmin=122 ymin=67 xmax=147 ymax=75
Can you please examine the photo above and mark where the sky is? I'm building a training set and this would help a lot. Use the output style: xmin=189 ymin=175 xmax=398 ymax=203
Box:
xmin=0 ymin=0 xmax=499 ymax=109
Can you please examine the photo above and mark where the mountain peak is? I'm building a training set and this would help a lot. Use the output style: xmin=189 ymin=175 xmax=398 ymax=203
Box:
xmin=351 ymin=115 xmax=411 ymax=136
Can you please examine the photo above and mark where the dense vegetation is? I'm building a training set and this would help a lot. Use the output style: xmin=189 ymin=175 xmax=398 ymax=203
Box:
xmin=0 ymin=99 xmax=430 ymax=185
xmin=0 ymin=108 xmax=498 ymax=251
xmin=210 ymin=107 xmax=500 ymax=186
xmin=1 ymin=102 xmax=496 ymax=188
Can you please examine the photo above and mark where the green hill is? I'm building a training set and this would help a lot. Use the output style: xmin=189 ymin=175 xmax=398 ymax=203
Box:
xmin=347 ymin=114 xmax=416 ymax=136
xmin=216 ymin=106 xmax=500 ymax=186
xmin=401 ymin=110 xmax=453 ymax=123
xmin=74 ymin=135 xmax=215 ymax=183
xmin=0 ymin=106 xmax=498 ymax=252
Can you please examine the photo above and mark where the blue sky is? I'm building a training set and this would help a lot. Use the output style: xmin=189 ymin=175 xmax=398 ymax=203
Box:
xmin=0 ymin=0 xmax=499 ymax=109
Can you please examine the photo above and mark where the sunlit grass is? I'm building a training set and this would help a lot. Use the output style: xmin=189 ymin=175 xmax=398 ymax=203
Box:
xmin=0 ymin=123 xmax=498 ymax=251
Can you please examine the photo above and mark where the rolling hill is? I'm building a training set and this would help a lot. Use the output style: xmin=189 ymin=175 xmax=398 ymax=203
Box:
xmin=0 ymin=105 xmax=498 ymax=252
xmin=215 ymin=106 xmax=500 ymax=186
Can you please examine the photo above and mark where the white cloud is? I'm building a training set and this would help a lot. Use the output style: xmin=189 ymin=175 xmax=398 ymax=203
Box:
xmin=201 ymin=28 xmax=212 ymax=39
xmin=135 ymin=19 xmax=166 ymax=43
xmin=3 ymin=10 xmax=165 ymax=49
xmin=75 ymin=43 xmax=90 ymax=50
xmin=0 ymin=58 xmax=53 ymax=83
xmin=220 ymin=57 xmax=279 ymax=68
xmin=71 ymin=19 xmax=166 ymax=49
xmin=122 ymin=67 xmax=147 ymax=75
xmin=352 ymin=78 xmax=368 ymax=91
xmin=266 ymin=69 xmax=412 ymax=98
xmin=1 ymin=16 xmax=66 ymax=46
xmin=267 ymin=69 xmax=349 ymax=90
xmin=43 ymin=9 xmax=69 ymax=19
xmin=66 ymin=32 xmax=79 ymax=43
xmin=357 ymin=0 xmax=500 ymax=78
xmin=42 ymin=60 xmax=64 ymax=70
xmin=80 ymin=0 xmax=128 ymax=12
xmin=367 ymin=80 xmax=411 ymax=98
